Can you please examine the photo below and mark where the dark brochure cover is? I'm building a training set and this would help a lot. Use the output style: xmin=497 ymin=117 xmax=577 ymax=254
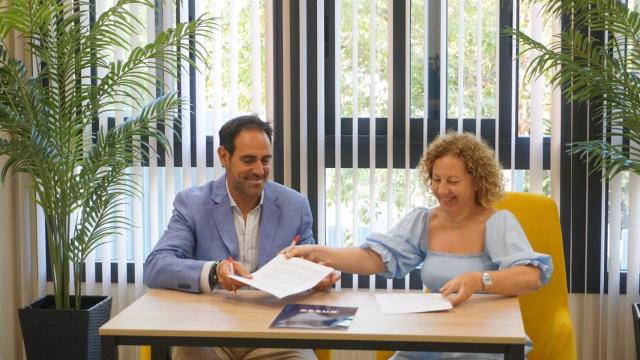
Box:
xmin=270 ymin=304 xmax=358 ymax=330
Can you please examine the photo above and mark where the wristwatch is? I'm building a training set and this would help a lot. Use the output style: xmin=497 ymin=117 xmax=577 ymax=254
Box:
xmin=481 ymin=272 xmax=493 ymax=291
xmin=209 ymin=260 xmax=222 ymax=289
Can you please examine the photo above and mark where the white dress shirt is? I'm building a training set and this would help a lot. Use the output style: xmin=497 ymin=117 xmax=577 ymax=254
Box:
xmin=199 ymin=182 xmax=264 ymax=292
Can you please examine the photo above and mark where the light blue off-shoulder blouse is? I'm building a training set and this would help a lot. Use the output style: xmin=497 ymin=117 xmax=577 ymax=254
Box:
xmin=360 ymin=207 xmax=553 ymax=360
xmin=361 ymin=207 xmax=552 ymax=291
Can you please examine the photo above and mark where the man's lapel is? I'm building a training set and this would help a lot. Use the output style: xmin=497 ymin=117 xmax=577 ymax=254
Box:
xmin=209 ymin=176 xmax=239 ymax=258
xmin=258 ymin=182 xmax=281 ymax=266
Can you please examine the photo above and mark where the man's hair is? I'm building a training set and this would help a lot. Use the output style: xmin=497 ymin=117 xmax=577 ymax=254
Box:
xmin=218 ymin=114 xmax=273 ymax=155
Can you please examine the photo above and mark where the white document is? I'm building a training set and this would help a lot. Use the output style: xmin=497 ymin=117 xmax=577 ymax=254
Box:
xmin=375 ymin=293 xmax=452 ymax=313
xmin=228 ymin=254 xmax=334 ymax=299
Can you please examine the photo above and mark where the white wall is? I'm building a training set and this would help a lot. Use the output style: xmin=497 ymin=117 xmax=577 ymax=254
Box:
xmin=0 ymin=163 xmax=19 ymax=359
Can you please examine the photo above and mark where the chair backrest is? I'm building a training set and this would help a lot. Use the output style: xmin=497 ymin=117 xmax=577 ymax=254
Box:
xmin=494 ymin=192 xmax=576 ymax=360
xmin=633 ymin=303 xmax=640 ymax=360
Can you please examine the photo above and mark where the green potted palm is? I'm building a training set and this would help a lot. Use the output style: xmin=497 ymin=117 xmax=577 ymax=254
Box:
xmin=0 ymin=0 xmax=213 ymax=358
xmin=511 ymin=0 xmax=640 ymax=177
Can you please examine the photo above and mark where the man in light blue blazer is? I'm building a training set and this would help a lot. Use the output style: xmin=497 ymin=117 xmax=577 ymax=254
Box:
xmin=144 ymin=115 xmax=335 ymax=360
xmin=142 ymin=174 xmax=315 ymax=292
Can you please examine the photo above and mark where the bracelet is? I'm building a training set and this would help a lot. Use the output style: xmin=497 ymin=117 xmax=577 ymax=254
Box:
xmin=209 ymin=260 xmax=222 ymax=289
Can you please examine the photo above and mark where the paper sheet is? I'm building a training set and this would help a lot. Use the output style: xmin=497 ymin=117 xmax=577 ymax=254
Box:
xmin=229 ymin=254 xmax=334 ymax=299
xmin=375 ymin=293 xmax=453 ymax=313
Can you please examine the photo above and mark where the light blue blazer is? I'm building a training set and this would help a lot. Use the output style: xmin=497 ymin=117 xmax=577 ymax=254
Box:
xmin=143 ymin=176 xmax=315 ymax=293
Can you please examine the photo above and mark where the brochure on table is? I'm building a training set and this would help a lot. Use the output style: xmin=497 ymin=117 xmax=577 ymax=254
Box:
xmin=270 ymin=303 xmax=358 ymax=330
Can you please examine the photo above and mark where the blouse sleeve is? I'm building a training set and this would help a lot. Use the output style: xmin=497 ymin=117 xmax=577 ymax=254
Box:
xmin=360 ymin=208 xmax=429 ymax=279
xmin=486 ymin=210 xmax=553 ymax=286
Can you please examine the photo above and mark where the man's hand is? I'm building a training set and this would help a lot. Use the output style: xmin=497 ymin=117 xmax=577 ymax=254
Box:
xmin=312 ymin=259 xmax=341 ymax=291
xmin=217 ymin=259 xmax=252 ymax=292
xmin=313 ymin=270 xmax=341 ymax=291
xmin=439 ymin=272 xmax=483 ymax=306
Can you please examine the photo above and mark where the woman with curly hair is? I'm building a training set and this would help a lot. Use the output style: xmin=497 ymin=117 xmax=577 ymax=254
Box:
xmin=285 ymin=132 xmax=552 ymax=359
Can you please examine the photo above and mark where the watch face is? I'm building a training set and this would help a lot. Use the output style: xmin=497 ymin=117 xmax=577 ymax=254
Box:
xmin=482 ymin=272 xmax=492 ymax=289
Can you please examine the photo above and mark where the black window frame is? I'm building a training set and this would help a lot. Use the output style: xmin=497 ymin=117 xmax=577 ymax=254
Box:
xmin=322 ymin=0 xmax=551 ymax=172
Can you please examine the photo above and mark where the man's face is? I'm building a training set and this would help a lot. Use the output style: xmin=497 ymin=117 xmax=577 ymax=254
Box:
xmin=218 ymin=128 xmax=272 ymax=204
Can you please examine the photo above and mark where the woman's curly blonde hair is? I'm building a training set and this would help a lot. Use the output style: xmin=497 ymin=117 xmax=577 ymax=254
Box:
xmin=417 ymin=132 xmax=504 ymax=207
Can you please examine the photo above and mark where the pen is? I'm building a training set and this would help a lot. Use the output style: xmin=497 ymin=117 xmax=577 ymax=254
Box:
xmin=227 ymin=256 xmax=236 ymax=293
xmin=289 ymin=234 xmax=301 ymax=250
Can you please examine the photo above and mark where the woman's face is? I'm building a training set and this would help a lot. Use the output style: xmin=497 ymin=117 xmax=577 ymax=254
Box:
xmin=430 ymin=153 xmax=477 ymax=211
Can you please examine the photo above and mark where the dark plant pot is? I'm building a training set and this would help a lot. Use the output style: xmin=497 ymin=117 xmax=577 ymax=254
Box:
xmin=18 ymin=295 xmax=112 ymax=360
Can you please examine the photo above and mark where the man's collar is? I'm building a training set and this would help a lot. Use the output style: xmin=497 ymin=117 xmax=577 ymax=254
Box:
xmin=225 ymin=178 xmax=264 ymax=208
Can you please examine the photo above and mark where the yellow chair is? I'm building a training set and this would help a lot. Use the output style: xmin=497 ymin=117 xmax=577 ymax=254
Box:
xmin=494 ymin=192 xmax=576 ymax=360
xmin=139 ymin=346 xmax=331 ymax=360
xmin=376 ymin=192 xmax=577 ymax=360
xmin=314 ymin=349 xmax=332 ymax=360
xmin=140 ymin=345 xmax=151 ymax=359
xmin=376 ymin=350 xmax=394 ymax=360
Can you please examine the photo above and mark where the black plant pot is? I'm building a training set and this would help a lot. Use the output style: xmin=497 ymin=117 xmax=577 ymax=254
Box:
xmin=18 ymin=295 xmax=112 ymax=360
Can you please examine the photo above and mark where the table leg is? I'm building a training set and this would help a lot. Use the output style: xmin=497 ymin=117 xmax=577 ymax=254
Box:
xmin=101 ymin=336 xmax=118 ymax=360
xmin=505 ymin=344 xmax=524 ymax=360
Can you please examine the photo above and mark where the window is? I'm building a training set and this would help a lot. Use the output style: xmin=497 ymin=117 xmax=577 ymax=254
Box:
xmin=69 ymin=0 xmax=633 ymax=299
xmin=322 ymin=0 xmax=553 ymax=250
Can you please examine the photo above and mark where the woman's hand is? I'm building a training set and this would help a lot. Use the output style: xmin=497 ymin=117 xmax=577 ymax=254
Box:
xmin=281 ymin=244 xmax=324 ymax=262
xmin=439 ymin=272 xmax=483 ymax=306
xmin=284 ymin=245 xmax=386 ymax=277
xmin=282 ymin=245 xmax=341 ymax=291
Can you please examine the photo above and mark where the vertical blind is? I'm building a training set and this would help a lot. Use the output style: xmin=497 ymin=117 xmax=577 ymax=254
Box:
xmin=320 ymin=0 xmax=554 ymax=291
xmin=25 ymin=3 xmax=627 ymax=288
xmin=599 ymin=2 xmax=639 ymax=358
xmin=19 ymin=1 xmax=637 ymax=358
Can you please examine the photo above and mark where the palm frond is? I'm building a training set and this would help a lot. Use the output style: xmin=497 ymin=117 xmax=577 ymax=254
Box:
xmin=94 ymin=14 xmax=216 ymax=111
xmin=568 ymin=140 xmax=640 ymax=177
xmin=511 ymin=0 xmax=640 ymax=179
xmin=0 ymin=0 xmax=214 ymax=309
